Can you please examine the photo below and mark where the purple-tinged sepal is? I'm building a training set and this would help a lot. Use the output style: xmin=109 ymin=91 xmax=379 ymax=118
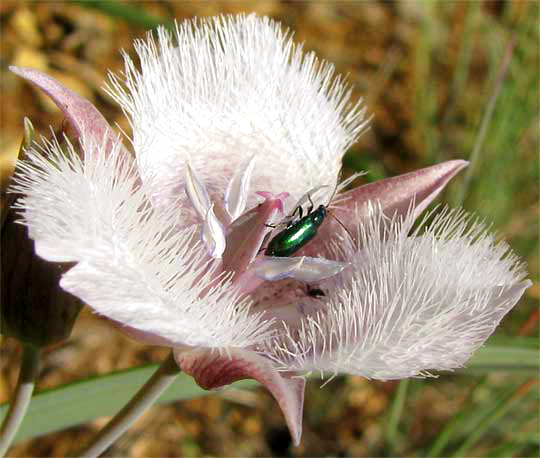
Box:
xmin=174 ymin=347 xmax=305 ymax=446
xmin=9 ymin=66 xmax=126 ymax=159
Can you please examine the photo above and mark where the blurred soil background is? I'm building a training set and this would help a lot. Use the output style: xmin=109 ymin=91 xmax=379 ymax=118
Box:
xmin=1 ymin=1 xmax=538 ymax=457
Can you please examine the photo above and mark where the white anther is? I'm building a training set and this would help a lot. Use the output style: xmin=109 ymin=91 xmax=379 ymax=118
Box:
xmin=225 ymin=155 xmax=256 ymax=221
xmin=185 ymin=161 xmax=211 ymax=219
xmin=202 ymin=203 xmax=226 ymax=258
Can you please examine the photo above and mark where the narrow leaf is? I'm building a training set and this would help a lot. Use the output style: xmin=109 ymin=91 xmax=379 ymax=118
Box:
xmin=0 ymin=365 xmax=257 ymax=444
xmin=459 ymin=345 xmax=539 ymax=374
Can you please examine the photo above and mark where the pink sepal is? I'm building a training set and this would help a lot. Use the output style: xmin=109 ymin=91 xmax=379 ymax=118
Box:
xmin=9 ymin=66 xmax=127 ymax=158
xmin=174 ymin=347 xmax=305 ymax=446
xmin=336 ymin=160 xmax=468 ymax=221
xmin=306 ymin=160 xmax=468 ymax=253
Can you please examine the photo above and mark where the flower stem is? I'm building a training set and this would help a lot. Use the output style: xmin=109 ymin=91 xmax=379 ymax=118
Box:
xmin=0 ymin=343 xmax=40 ymax=457
xmin=78 ymin=350 xmax=181 ymax=458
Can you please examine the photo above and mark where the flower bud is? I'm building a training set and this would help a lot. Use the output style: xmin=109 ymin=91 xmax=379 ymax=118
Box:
xmin=1 ymin=119 xmax=83 ymax=347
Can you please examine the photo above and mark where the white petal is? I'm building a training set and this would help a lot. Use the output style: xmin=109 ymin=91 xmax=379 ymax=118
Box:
xmin=252 ymin=256 xmax=349 ymax=282
xmin=185 ymin=161 xmax=211 ymax=219
xmin=202 ymin=203 xmax=226 ymax=258
xmin=225 ymin=154 xmax=256 ymax=221
xmin=264 ymin=207 xmax=531 ymax=379
xmin=12 ymin=133 xmax=273 ymax=349
xmin=11 ymin=134 xmax=135 ymax=262
xmin=105 ymin=15 xmax=369 ymax=211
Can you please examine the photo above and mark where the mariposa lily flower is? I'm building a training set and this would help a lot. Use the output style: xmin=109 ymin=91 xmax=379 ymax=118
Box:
xmin=10 ymin=14 xmax=530 ymax=445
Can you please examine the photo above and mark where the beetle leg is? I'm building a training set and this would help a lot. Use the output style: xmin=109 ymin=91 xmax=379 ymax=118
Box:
xmin=307 ymin=193 xmax=314 ymax=214
xmin=286 ymin=205 xmax=302 ymax=228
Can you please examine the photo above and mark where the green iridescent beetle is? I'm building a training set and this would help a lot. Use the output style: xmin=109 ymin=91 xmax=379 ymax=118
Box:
xmin=264 ymin=178 xmax=351 ymax=258
xmin=264 ymin=203 xmax=327 ymax=257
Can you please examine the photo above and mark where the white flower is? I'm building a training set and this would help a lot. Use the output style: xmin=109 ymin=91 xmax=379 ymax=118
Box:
xmin=9 ymin=14 xmax=530 ymax=445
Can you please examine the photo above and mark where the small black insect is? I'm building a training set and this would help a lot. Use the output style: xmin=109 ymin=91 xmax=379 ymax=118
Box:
xmin=306 ymin=284 xmax=326 ymax=298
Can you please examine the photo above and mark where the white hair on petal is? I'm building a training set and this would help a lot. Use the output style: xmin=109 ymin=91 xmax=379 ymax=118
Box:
xmin=11 ymin=133 xmax=275 ymax=349
xmin=105 ymin=14 xmax=369 ymax=212
xmin=262 ymin=204 xmax=530 ymax=380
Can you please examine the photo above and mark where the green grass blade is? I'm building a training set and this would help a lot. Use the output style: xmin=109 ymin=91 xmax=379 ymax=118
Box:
xmin=427 ymin=377 xmax=537 ymax=457
xmin=0 ymin=364 xmax=257 ymax=444
xmin=75 ymin=1 xmax=173 ymax=30
xmin=426 ymin=339 xmax=538 ymax=456
xmin=439 ymin=1 xmax=480 ymax=131
xmin=427 ymin=379 xmax=524 ymax=457
xmin=385 ymin=378 xmax=410 ymax=454
xmin=460 ymin=345 xmax=539 ymax=374
xmin=427 ymin=377 xmax=489 ymax=457
xmin=487 ymin=336 xmax=538 ymax=348
xmin=456 ymin=35 xmax=516 ymax=206
xmin=489 ymin=441 xmax=530 ymax=458
xmin=451 ymin=379 xmax=537 ymax=457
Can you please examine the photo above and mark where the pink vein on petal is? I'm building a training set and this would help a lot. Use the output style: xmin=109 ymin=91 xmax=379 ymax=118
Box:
xmin=174 ymin=347 xmax=305 ymax=446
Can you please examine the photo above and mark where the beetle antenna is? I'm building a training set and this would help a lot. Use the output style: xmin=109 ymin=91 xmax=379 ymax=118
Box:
xmin=325 ymin=169 xmax=355 ymax=241
xmin=326 ymin=169 xmax=343 ymax=207
xmin=327 ymin=210 xmax=355 ymax=243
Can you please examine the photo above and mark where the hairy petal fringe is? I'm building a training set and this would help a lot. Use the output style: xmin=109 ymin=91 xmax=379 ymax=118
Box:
xmin=11 ymin=134 xmax=274 ymax=348
xmin=105 ymin=14 xmax=369 ymax=212
xmin=264 ymin=206 xmax=530 ymax=379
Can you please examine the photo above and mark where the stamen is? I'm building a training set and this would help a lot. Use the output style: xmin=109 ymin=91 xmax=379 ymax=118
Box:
xmin=225 ymin=154 xmax=256 ymax=221
xmin=202 ymin=203 xmax=226 ymax=258
xmin=185 ymin=161 xmax=211 ymax=219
